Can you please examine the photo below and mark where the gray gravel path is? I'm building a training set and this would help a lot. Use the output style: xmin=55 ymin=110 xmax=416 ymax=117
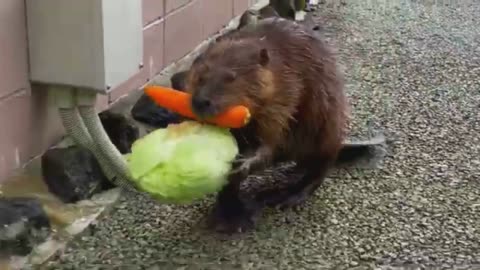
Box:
xmin=44 ymin=1 xmax=480 ymax=269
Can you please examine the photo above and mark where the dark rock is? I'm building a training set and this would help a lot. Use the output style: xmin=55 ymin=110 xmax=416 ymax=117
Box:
xmin=99 ymin=111 xmax=139 ymax=154
xmin=130 ymin=71 xmax=188 ymax=128
xmin=170 ymin=70 xmax=189 ymax=91
xmin=130 ymin=94 xmax=182 ymax=128
xmin=41 ymin=146 xmax=114 ymax=203
xmin=0 ymin=197 xmax=51 ymax=257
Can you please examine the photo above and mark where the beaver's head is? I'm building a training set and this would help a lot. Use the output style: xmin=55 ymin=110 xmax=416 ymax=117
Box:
xmin=186 ymin=39 xmax=273 ymax=120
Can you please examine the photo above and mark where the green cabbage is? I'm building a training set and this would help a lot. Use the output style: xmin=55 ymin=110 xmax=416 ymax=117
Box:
xmin=126 ymin=121 xmax=238 ymax=204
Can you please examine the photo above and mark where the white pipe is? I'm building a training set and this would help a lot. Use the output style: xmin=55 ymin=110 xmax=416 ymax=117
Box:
xmin=53 ymin=87 xmax=117 ymax=179
xmin=52 ymin=86 xmax=137 ymax=191
xmin=74 ymin=91 xmax=125 ymax=176
xmin=75 ymin=90 xmax=136 ymax=190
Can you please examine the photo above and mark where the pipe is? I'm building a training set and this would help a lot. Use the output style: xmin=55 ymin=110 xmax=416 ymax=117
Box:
xmin=75 ymin=90 xmax=136 ymax=190
xmin=52 ymin=86 xmax=136 ymax=191
xmin=58 ymin=108 xmax=118 ymax=179
xmin=53 ymin=87 xmax=116 ymax=179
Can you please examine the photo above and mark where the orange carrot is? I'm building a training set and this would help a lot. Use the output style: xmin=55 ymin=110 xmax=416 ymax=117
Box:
xmin=144 ymin=85 xmax=251 ymax=128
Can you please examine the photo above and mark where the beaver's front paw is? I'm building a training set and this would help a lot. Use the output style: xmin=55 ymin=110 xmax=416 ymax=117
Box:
xmin=230 ymin=156 xmax=258 ymax=176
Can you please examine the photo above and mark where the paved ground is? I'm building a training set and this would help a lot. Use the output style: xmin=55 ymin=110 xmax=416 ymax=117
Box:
xmin=44 ymin=1 xmax=479 ymax=269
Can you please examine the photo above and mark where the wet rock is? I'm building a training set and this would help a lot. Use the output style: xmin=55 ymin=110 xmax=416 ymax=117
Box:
xmin=130 ymin=71 xmax=188 ymax=128
xmin=130 ymin=94 xmax=181 ymax=128
xmin=0 ymin=198 xmax=51 ymax=257
xmin=99 ymin=111 xmax=139 ymax=154
xmin=170 ymin=70 xmax=189 ymax=91
xmin=41 ymin=146 xmax=113 ymax=203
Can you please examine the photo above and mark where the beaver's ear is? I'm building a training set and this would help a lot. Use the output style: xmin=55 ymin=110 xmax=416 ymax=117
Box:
xmin=259 ymin=48 xmax=269 ymax=66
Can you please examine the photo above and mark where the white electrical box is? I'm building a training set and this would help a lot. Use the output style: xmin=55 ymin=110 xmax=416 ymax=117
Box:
xmin=26 ymin=0 xmax=143 ymax=93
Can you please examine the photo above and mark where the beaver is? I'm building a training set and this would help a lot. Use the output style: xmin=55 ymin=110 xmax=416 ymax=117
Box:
xmin=184 ymin=17 xmax=349 ymax=233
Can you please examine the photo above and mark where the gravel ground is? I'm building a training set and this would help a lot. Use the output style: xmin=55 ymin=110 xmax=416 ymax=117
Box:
xmin=44 ymin=1 xmax=480 ymax=269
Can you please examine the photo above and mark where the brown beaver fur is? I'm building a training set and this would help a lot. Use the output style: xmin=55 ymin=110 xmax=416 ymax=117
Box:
xmin=169 ymin=5 xmax=315 ymax=91
xmin=185 ymin=17 xmax=348 ymax=233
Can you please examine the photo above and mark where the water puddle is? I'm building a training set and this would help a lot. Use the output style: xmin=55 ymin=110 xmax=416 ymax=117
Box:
xmin=0 ymin=174 xmax=100 ymax=230
xmin=0 ymin=171 xmax=118 ymax=269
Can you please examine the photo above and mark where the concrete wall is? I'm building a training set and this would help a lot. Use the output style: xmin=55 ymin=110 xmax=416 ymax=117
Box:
xmin=0 ymin=0 xmax=255 ymax=182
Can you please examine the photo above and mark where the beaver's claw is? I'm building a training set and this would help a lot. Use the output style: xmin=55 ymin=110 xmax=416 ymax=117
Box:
xmin=230 ymin=156 xmax=258 ymax=176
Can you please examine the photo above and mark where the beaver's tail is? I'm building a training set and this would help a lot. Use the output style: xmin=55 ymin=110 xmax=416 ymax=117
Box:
xmin=335 ymin=134 xmax=388 ymax=169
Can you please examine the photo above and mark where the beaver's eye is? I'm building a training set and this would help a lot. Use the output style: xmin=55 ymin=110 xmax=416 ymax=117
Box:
xmin=197 ymin=76 xmax=205 ymax=85
xmin=224 ymin=71 xmax=237 ymax=83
